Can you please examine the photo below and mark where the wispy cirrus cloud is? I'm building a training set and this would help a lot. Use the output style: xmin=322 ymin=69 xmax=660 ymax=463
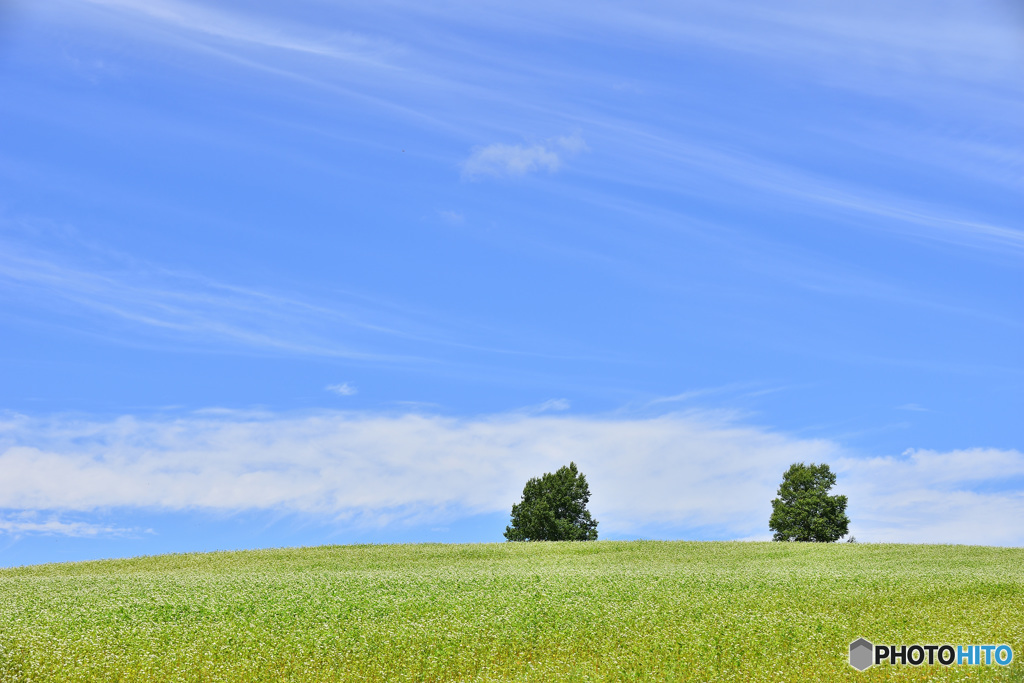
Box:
xmin=462 ymin=134 xmax=587 ymax=179
xmin=0 ymin=223 xmax=617 ymax=368
xmin=77 ymin=0 xmax=401 ymax=67
xmin=54 ymin=0 xmax=1021 ymax=259
xmin=0 ymin=230 xmax=525 ymax=363
xmin=1 ymin=409 xmax=1019 ymax=545
xmin=0 ymin=242 xmax=402 ymax=360
xmin=607 ymin=0 xmax=1022 ymax=94
xmin=574 ymin=123 xmax=1024 ymax=256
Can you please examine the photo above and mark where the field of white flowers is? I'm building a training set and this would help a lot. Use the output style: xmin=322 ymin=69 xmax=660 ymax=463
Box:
xmin=0 ymin=541 xmax=1021 ymax=681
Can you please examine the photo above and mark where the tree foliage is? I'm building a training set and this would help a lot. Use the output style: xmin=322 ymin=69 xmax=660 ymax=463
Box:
xmin=769 ymin=462 xmax=849 ymax=542
xmin=504 ymin=462 xmax=598 ymax=541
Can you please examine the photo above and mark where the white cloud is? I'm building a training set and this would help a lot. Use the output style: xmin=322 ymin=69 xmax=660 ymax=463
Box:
xmin=536 ymin=398 xmax=570 ymax=412
xmin=0 ymin=513 xmax=140 ymax=538
xmin=462 ymin=134 xmax=587 ymax=179
xmin=439 ymin=210 xmax=464 ymax=225
xmin=325 ymin=383 xmax=358 ymax=396
xmin=518 ymin=398 xmax=570 ymax=414
xmin=0 ymin=411 xmax=1019 ymax=545
xmin=648 ymin=384 xmax=751 ymax=405
xmin=0 ymin=410 xmax=834 ymax=536
xmin=836 ymin=448 xmax=1024 ymax=546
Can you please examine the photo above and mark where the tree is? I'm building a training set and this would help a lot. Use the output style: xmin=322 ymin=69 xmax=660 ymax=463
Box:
xmin=769 ymin=462 xmax=849 ymax=542
xmin=504 ymin=462 xmax=598 ymax=541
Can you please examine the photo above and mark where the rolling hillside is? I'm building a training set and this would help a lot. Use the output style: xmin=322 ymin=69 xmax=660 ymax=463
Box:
xmin=1 ymin=541 xmax=1021 ymax=681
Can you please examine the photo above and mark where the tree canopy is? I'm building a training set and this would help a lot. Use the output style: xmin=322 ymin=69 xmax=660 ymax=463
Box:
xmin=769 ymin=462 xmax=849 ymax=542
xmin=504 ymin=462 xmax=598 ymax=541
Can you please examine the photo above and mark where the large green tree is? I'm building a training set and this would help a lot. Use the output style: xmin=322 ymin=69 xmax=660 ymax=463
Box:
xmin=504 ymin=462 xmax=598 ymax=541
xmin=769 ymin=462 xmax=850 ymax=542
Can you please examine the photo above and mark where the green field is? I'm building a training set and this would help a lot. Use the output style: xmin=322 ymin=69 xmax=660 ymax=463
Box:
xmin=0 ymin=541 xmax=1021 ymax=682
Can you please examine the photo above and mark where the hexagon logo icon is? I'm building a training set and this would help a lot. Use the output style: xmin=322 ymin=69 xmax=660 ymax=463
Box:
xmin=849 ymin=637 xmax=874 ymax=671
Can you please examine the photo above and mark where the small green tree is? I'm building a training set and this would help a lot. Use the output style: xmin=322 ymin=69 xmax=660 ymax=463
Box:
xmin=769 ymin=462 xmax=849 ymax=542
xmin=504 ymin=462 xmax=598 ymax=541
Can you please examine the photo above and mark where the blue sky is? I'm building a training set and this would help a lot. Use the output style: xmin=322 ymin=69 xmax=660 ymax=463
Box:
xmin=0 ymin=0 xmax=1021 ymax=566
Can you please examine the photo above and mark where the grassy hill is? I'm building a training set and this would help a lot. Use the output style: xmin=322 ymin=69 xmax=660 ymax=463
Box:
xmin=0 ymin=541 xmax=1021 ymax=681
